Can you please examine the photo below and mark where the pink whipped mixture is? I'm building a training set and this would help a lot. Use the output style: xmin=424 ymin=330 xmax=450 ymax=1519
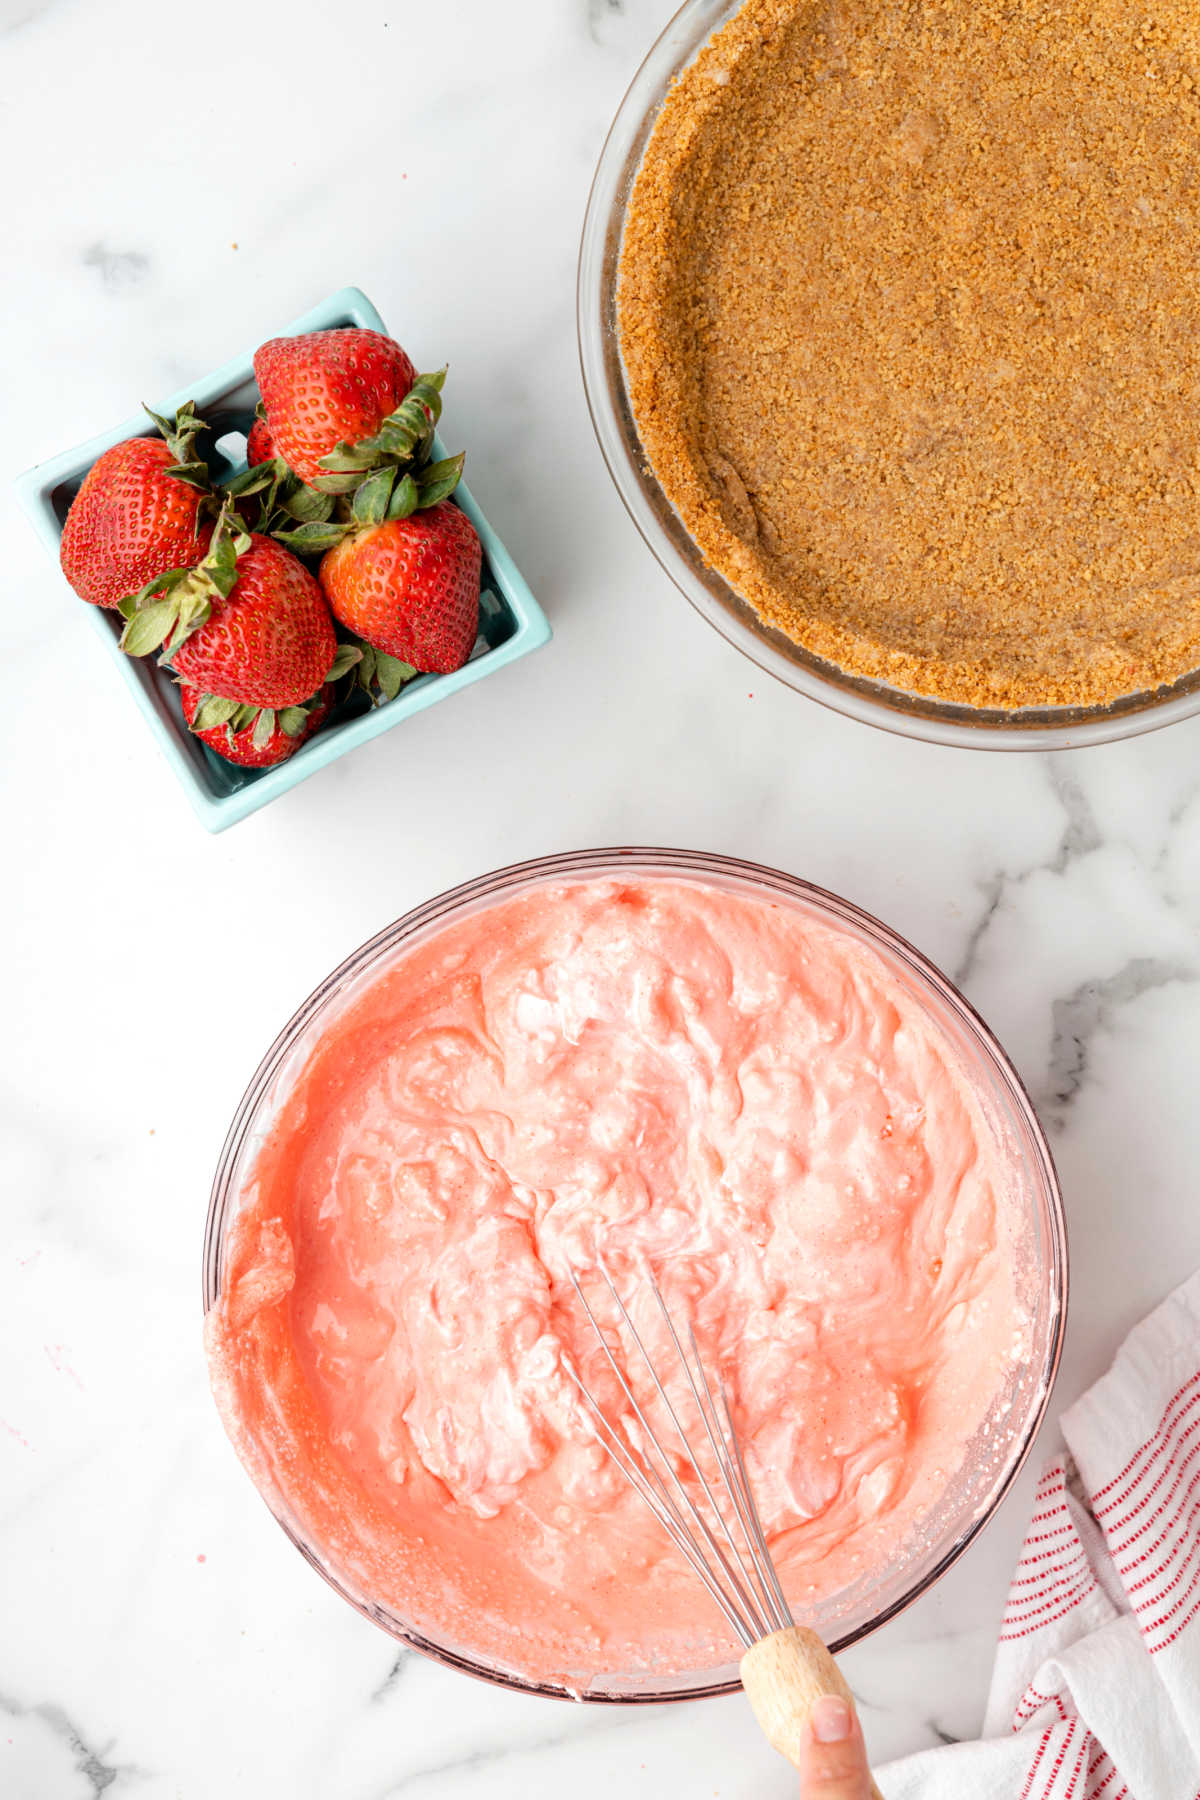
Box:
xmin=206 ymin=877 xmax=1028 ymax=1682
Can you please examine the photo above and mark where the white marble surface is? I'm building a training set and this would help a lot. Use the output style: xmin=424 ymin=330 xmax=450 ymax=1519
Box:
xmin=3 ymin=0 xmax=1200 ymax=1793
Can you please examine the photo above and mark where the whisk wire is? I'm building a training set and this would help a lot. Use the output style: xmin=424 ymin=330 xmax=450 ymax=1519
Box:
xmin=640 ymin=1276 xmax=790 ymax=1636
xmin=566 ymin=1260 xmax=794 ymax=1647
xmin=718 ymin=1381 xmax=794 ymax=1630
xmin=594 ymin=1263 xmax=775 ymax=1635
xmin=564 ymin=1274 xmax=755 ymax=1641
xmin=682 ymin=1319 xmax=794 ymax=1636
xmin=566 ymin=1362 xmax=759 ymax=1645
xmin=566 ymin=1269 xmax=761 ymax=1645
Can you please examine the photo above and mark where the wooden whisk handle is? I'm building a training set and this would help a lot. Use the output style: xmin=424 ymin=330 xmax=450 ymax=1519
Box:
xmin=740 ymin=1626 xmax=885 ymax=1800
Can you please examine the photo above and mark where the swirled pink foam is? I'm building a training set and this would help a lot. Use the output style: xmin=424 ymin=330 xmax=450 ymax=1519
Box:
xmin=206 ymin=878 xmax=1029 ymax=1682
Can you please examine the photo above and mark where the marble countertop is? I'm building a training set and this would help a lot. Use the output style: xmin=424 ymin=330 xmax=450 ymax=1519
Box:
xmin=4 ymin=0 xmax=1200 ymax=1793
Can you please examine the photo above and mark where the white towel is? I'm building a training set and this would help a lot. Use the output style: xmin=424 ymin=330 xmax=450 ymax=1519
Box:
xmin=878 ymin=1272 xmax=1200 ymax=1800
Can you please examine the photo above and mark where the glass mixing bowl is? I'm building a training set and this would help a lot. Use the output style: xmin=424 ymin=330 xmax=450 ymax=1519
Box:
xmin=577 ymin=0 xmax=1200 ymax=750
xmin=203 ymin=847 xmax=1067 ymax=1701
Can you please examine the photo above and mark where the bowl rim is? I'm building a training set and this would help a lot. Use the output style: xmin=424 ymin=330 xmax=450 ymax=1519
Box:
xmin=203 ymin=845 xmax=1069 ymax=1703
xmin=576 ymin=0 xmax=1200 ymax=751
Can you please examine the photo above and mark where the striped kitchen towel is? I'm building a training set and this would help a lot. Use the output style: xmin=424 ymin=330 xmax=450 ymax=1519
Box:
xmin=879 ymin=1271 xmax=1200 ymax=1800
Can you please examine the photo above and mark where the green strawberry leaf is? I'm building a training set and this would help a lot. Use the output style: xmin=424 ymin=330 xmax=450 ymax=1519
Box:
xmin=206 ymin=533 xmax=241 ymax=600
xmin=302 ymin=370 xmax=447 ymax=517
xmin=192 ymin=694 xmax=242 ymax=731
xmin=224 ymin=463 xmax=275 ymax=498
xmin=367 ymin=421 xmax=418 ymax=461
xmin=409 ymin=369 xmax=446 ymax=416
xmin=120 ymin=564 xmax=193 ymax=613
xmin=417 ymin=453 xmax=466 ymax=508
xmin=316 ymin=440 xmax=380 ymax=474
xmin=309 ymin=469 xmax=370 ymax=496
xmin=355 ymin=371 xmax=447 ymax=466
xmin=164 ymin=460 xmax=213 ymax=490
xmin=357 ymin=644 xmax=378 ymax=690
xmin=251 ymin=708 xmax=276 ymax=750
xmin=129 ymin=508 xmax=249 ymax=661
xmin=143 ymin=400 xmax=211 ymax=471
xmin=273 ymin=521 xmax=348 ymax=554
xmin=121 ymin=599 xmax=179 ymax=657
xmin=225 ymin=462 xmax=290 ymax=533
xmin=387 ymin=474 xmax=420 ymax=521
xmin=277 ymin=706 xmax=309 ymax=738
xmin=163 ymin=597 xmax=211 ymax=656
xmin=328 ymin=642 xmax=364 ymax=681
xmin=374 ymin=651 xmax=417 ymax=703
xmin=352 ymin=466 xmax=397 ymax=527
xmin=143 ymin=404 xmax=176 ymax=438
xmin=281 ymin=482 xmax=335 ymax=524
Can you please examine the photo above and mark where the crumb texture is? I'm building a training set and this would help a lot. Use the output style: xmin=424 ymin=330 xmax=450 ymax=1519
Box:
xmin=619 ymin=0 xmax=1200 ymax=710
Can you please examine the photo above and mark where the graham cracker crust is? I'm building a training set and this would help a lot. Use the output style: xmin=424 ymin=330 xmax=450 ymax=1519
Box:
xmin=619 ymin=0 xmax=1200 ymax=710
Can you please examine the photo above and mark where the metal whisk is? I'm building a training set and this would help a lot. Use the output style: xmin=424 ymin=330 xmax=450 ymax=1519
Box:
xmin=566 ymin=1261 xmax=883 ymax=1798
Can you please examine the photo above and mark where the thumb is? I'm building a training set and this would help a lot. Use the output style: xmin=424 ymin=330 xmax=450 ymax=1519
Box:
xmin=796 ymin=1695 xmax=875 ymax=1799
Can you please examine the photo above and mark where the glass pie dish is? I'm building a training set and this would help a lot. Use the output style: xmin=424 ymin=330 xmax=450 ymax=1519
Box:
xmin=203 ymin=846 xmax=1068 ymax=1701
xmin=577 ymin=0 xmax=1200 ymax=749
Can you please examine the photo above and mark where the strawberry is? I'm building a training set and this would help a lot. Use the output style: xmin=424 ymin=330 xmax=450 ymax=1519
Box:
xmin=181 ymin=679 xmax=335 ymax=768
xmin=272 ymin=423 xmax=479 ymax=676
xmin=253 ymin=329 xmax=418 ymax=483
xmin=59 ymin=403 xmax=212 ymax=608
xmin=246 ymin=412 xmax=276 ymax=467
xmin=222 ymin=412 xmax=278 ymax=530
xmin=222 ymin=397 xmax=351 ymax=539
xmin=171 ymin=536 xmax=336 ymax=704
xmin=320 ymin=503 xmax=481 ymax=674
xmin=119 ymin=508 xmax=338 ymax=707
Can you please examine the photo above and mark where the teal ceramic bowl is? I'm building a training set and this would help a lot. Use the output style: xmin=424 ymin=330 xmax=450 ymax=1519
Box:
xmin=14 ymin=287 xmax=551 ymax=832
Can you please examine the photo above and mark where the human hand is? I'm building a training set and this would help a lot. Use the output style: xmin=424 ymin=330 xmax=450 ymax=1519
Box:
xmin=740 ymin=1627 xmax=881 ymax=1799
xmin=794 ymin=1694 xmax=876 ymax=1799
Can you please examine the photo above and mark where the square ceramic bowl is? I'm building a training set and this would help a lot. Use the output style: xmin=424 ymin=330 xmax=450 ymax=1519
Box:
xmin=15 ymin=287 xmax=551 ymax=832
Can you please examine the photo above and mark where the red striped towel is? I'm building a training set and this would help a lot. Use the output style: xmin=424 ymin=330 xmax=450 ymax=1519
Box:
xmin=880 ymin=1273 xmax=1200 ymax=1799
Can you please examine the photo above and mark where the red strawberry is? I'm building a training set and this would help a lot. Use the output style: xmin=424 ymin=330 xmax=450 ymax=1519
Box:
xmin=120 ymin=512 xmax=337 ymax=707
xmin=224 ymin=416 xmax=277 ymax=529
xmin=60 ymin=418 xmax=209 ymax=608
xmin=253 ymin=329 xmax=417 ymax=482
xmin=320 ymin=502 xmax=481 ymax=674
xmin=246 ymin=414 xmax=276 ymax=467
xmin=170 ymin=535 xmax=335 ymax=704
xmin=181 ymin=680 xmax=334 ymax=768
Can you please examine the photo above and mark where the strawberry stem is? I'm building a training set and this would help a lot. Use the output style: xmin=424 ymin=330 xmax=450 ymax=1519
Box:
xmin=308 ymin=370 xmax=452 ymax=498
xmin=354 ymin=643 xmax=418 ymax=706
xmin=118 ymin=501 xmax=251 ymax=662
xmin=142 ymin=399 xmax=213 ymax=488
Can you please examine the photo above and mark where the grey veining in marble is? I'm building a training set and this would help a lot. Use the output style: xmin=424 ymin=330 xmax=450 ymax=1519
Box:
xmin=82 ymin=244 xmax=151 ymax=296
xmin=588 ymin=0 xmax=628 ymax=44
